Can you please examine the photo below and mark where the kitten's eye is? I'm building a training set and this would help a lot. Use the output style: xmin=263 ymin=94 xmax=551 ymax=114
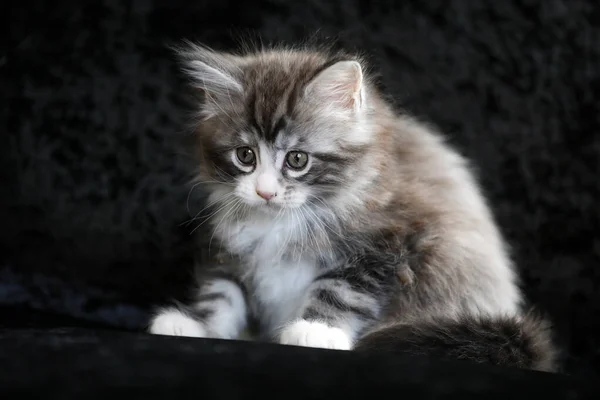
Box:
xmin=286 ymin=151 xmax=309 ymax=170
xmin=236 ymin=147 xmax=256 ymax=165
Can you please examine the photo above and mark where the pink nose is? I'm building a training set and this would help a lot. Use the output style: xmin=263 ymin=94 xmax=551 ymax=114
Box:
xmin=256 ymin=190 xmax=276 ymax=201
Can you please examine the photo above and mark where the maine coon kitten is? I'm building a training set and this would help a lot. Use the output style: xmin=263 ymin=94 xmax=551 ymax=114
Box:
xmin=149 ymin=42 xmax=557 ymax=372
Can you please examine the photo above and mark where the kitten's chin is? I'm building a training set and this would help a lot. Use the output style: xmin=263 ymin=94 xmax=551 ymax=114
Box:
xmin=237 ymin=198 xmax=279 ymax=213
xmin=246 ymin=200 xmax=303 ymax=215
xmin=256 ymin=201 xmax=285 ymax=214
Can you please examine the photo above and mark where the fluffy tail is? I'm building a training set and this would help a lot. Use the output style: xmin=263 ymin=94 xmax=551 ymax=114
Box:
xmin=354 ymin=311 xmax=558 ymax=372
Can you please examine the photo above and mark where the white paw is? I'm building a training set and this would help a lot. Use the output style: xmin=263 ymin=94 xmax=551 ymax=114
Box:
xmin=279 ymin=320 xmax=352 ymax=350
xmin=148 ymin=308 xmax=207 ymax=338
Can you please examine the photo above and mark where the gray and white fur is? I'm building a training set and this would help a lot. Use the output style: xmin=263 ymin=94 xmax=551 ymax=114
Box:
xmin=148 ymin=42 xmax=557 ymax=372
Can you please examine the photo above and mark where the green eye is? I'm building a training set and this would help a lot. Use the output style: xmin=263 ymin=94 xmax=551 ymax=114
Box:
xmin=236 ymin=147 xmax=255 ymax=165
xmin=286 ymin=151 xmax=309 ymax=170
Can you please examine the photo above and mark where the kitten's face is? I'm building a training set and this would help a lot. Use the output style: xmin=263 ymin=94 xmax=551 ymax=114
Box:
xmin=183 ymin=46 xmax=372 ymax=214
xmin=226 ymin=137 xmax=313 ymax=210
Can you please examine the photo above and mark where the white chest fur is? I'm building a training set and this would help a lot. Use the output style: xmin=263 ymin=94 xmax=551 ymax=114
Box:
xmin=248 ymin=258 xmax=317 ymax=333
xmin=212 ymin=209 xmax=319 ymax=333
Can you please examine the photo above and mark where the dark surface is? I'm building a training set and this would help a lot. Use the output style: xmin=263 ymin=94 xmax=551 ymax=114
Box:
xmin=2 ymin=0 xmax=600 ymax=380
xmin=0 ymin=305 xmax=124 ymax=331
xmin=0 ymin=328 xmax=597 ymax=399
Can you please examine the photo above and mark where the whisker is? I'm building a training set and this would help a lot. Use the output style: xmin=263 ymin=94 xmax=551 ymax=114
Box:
xmin=303 ymin=205 xmax=325 ymax=256
xmin=189 ymin=197 xmax=239 ymax=234
xmin=208 ymin=198 xmax=243 ymax=252
xmin=192 ymin=179 xmax=236 ymax=186
xmin=293 ymin=208 xmax=303 ymax=262
xmin=295 ymin=207 xmax=312 ymax=261
xmin=307 ymin=197 xmax=344 ymax=240
xmin=182 ymin=191 xmax=236 ymax=226
xmin=186 ymin=181 xmax=204 ymax=216
xmin=214 ymin=165 xmax=235 ymax=181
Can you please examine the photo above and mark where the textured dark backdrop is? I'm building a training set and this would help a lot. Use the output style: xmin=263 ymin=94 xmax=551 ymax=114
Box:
xmin=2 ymin=0 xmax=599 ymax=378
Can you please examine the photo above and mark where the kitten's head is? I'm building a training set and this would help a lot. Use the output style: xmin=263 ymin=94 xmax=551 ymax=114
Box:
xmin=180 ymin=43 xmax=377 ymax=214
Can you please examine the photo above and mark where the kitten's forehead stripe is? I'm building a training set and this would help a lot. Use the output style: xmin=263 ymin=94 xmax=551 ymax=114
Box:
xmin=272 ymin=116 xmax=288 ymax=141
xmin=246 ymin=88 xmax=262 ymax=136
xmin=246 ymin=68 xmax=290 ymax=142
xmin=239 ymin=52 xmax=353 ymax=144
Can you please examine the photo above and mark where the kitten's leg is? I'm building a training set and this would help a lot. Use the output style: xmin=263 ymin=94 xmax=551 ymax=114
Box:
xmin=278 ymin=280 xmax=378 ymax=350
xmin=279 ymin=253 xmax=401 ymax=350
xmin=149 ymin=276 xmax=247 ymax=339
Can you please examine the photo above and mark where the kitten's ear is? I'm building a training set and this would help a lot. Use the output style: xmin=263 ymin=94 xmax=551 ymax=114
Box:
xmin=175 ymin=42 xmax=244 ymax=117
xmin=305 ymin=60 xmax=365 ymax=113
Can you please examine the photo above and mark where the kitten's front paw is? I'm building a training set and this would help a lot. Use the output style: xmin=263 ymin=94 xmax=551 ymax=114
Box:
xmin=279 ymin=320 xmax=352 ymax=350
xmin=148 ymin=308 xmax=207 ymax=338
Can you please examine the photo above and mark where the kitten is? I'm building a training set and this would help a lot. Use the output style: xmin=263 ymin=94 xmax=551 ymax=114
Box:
xmin=149 ymin=42 xmax=557 ymax=372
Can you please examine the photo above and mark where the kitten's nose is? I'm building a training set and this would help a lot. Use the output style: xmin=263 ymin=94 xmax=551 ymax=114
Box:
xmin=255 ymin=173 xmax=278 ymax=201
xmin=256 ymin=189 xmax=276 ymax=201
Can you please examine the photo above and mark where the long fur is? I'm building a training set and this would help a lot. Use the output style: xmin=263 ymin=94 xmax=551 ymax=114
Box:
xmin=148 ymin=40 xmax=558 ymax=372
xmin=355 ymin=312 xmax=558 ymax=372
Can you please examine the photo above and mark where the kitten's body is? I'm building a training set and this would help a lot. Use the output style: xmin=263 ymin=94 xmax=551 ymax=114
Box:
xmin=149 ymin=43 xmax=557 ymax=371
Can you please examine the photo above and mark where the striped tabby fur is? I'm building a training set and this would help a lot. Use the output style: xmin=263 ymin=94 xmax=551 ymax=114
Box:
xmin=148 ymin=41 xmax=557 ymax=372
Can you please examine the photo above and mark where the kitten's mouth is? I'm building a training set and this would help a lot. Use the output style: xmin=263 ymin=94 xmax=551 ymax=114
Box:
xmin=261 ymin=201 xmax=282 ymax=211
xmin=264 ymin=201 xmax=305 ymax=211
xmin=258 ymin=200 xmax=297 ymax=215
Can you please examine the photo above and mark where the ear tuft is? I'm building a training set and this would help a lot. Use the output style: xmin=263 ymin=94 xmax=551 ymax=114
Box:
xmin=305 ymin=60 xmax=364 ymax=112
xmin=174 ymin=42 xmax=244 ymax=118
xmin=184 ymin=60 xmax=243 ymax=94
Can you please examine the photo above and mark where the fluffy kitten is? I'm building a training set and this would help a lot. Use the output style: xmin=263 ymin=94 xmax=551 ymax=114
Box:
xmin=149 ymin=42 xmax=557 ymax=372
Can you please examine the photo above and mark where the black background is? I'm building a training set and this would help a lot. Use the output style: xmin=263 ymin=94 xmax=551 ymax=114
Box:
xmin=2 ymin=0 xmax=599 ymax=378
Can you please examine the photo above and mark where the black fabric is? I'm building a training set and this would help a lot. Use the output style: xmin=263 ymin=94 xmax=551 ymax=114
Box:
xmin=0 ymin=328 xmax=597 ymax=399
xmin=2 ymin=0 xmax=599 ymax=382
